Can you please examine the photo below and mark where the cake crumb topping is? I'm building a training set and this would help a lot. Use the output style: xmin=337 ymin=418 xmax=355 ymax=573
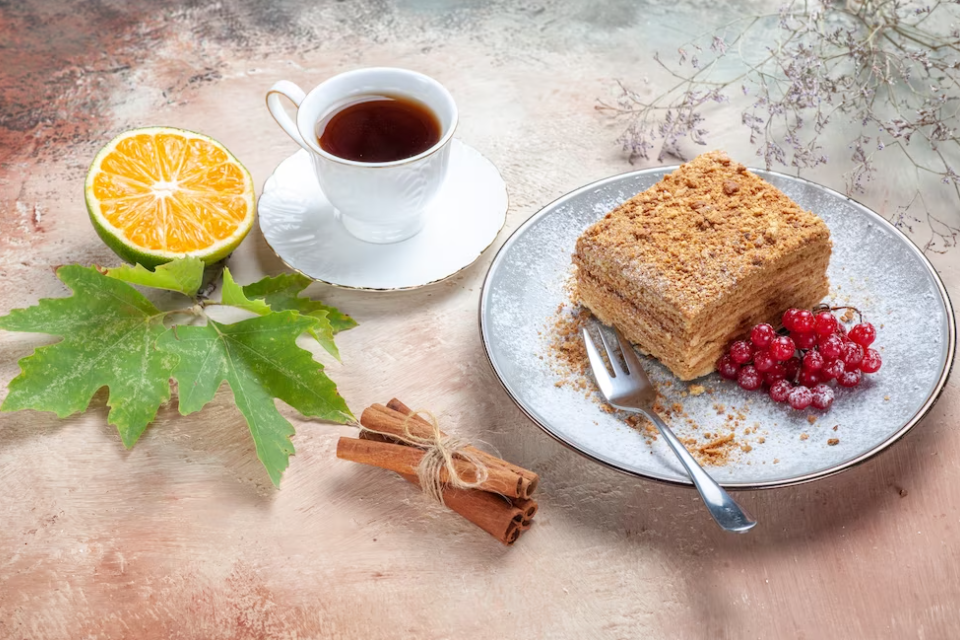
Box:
xmin=574 ymin=150 xmax=832 ymax=315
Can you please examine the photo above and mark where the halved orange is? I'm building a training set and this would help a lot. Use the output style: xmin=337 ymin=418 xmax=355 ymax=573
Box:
xmin=85 ymin=127 xmax=255 ymax=269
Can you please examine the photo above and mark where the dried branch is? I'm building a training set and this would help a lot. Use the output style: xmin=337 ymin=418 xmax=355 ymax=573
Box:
xmin=600 ymin=0 xmax=960 ymax=253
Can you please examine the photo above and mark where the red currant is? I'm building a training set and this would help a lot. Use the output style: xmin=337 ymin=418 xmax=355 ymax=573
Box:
xmin=732 ymin=310 xmax=879 ymax=409
xmin=849 ymin=322 xmax=876 ymax=347
xmin=814 ymin=312 xmax=838 ymax=336
xmin=750 ymin=323 xmax=776 ymax=349
xmin=818 ymin=333 xmax=843 ymax=360
xmin=793 ymin=309 xmax=815 ymax=333
xmin=783 ymin=356 xmax=802 ymax=381
xmin=860 ymin=348 xmax=882 ymax=373
xmin=737 ymin=365 xmax=763 ymax=391
xmin=841 ymin=342 xmax=864 ymax=368
xmin=729 ymin=340 xmax=754 ymax=364
xmin=769 ymin=379 xmax=793 ymax=403
xmin=770 ymin=336 xmax=796 ymax=361
xmin=792 ymin=331 xmax=818 ymax=350
xmin=821 ymin=358 xmax=845 ymax=380
xmin=717 ymin=355 xmax=740 ymax=380
xmin=782 ymin=308 xmax=801 ymax=331
xmin=798 ymin=369 xmax=821 ymax=388
xmin=811 ymin=383 xmax=835 ymax=410
xmin=802 ymin=350 xmax=824 ymax=371
xmin=754 ymin=350 xmax=777 ymax=373
xmin=764 ymin=363 xmax=787 ymax=384
xmin=838 ymin=368 xmax=862 ymax=388
xmin=788 ymin=386 xmax=814 ymax=410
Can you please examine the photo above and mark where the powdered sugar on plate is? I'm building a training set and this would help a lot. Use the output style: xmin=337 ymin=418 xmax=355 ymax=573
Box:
xmin=480 ymin=169 xmax=954 ymax=487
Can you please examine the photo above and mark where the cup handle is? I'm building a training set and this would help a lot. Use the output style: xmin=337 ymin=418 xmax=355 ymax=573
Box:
xmin=266 ymin=80 xmax=310 ymax=152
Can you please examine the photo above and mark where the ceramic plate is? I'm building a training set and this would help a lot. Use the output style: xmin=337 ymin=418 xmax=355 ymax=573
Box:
xmin=479 ymin=168 xmax=955 ymax=489
xmin=259 ymin=139 xmax=507 ymax=290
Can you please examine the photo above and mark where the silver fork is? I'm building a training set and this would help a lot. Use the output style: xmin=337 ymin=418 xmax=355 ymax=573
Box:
xmin=582 ymin=325 xmax=757 ymax=533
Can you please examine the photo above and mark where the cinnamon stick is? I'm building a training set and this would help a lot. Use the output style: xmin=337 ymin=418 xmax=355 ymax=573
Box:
xmin=362 ymin=401 xmax=539 ymax=499
xmin=336 ymin=437 xmax=529 ymax=499
xmin=512 ymin=497 xmax=538 ymax=521
xmin=398 ymin=474 xmax=524 ymax=545
xmin=513 ymin=497 xmax=537 ymax=531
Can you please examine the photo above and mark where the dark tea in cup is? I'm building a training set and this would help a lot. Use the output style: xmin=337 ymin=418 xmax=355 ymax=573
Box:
xmin=266 ymin=68 xmax=458 ymax=242
xmin=317 ymin=95 xmax=441 ymax=163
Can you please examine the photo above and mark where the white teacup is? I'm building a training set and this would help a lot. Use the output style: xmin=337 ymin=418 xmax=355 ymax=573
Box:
xmin=266 ymin=67 xmax=458 ymax=244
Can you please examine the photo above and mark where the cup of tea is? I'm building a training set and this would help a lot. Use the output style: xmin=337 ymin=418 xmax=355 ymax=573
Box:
xmin=266 ymin=67 xmax=458 ymax=244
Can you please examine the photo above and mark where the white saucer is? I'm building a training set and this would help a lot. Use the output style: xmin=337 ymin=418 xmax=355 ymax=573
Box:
xmin=258 ymin=139 xmax=508 ymax=290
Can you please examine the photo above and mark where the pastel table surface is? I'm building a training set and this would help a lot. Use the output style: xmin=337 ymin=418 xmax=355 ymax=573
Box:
xmin=1 ymin=1 xmax=958 ymax=638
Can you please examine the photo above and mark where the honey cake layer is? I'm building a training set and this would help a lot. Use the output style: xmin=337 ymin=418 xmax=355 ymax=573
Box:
xmin=576 ymin=238 xmax=831 ymax=341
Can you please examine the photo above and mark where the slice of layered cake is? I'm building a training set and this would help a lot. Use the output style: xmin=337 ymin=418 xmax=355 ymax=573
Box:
xmin=574 ymin=150 xmax=831 ymax=380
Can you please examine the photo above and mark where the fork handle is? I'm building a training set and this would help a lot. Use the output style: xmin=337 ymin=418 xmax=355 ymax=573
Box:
xmin=643 ymin=410 xmax=757 ymax=533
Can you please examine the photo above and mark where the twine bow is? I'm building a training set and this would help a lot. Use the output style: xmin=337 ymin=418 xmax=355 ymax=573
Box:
xmin=359 ymin=409 xmax=489 ymax=505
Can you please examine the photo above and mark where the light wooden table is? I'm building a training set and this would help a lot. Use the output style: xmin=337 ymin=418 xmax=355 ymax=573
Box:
xmin=2 ymin=1 xmax=958 ymax=638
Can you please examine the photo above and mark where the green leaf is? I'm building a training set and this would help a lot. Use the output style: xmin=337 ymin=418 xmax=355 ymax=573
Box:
xmin=105 ymin=256 xmax=204 ymax=297
xmin=242 ymin=273 xmax=357 ymax=361
xmin=220 ymin=268 xmax=272 ymax=315
xmin=0 ymin=266 xmax=176 ymax=447
xmin=242 ymin=273 xmax=357 ymax=333
xmin=156 ymin=311 xmax=352 ymax=486
xmin=226 ymin=270 xmax=338 ymax=359
xmin=301 ymin=310 xmax=339 ymax=361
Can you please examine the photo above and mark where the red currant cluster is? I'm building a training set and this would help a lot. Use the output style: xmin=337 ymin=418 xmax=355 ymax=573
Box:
xmin=716 ymin=308 xmax=882 ymax=411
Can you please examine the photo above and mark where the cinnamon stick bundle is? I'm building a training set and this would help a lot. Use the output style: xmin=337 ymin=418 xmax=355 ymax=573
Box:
xmin=336 ymin=437 xmax=530 ymax=499
xmin=336 ymin=398 xmax=540 ymax=545
xmin=386 ymin=398 xmax=541 ymax=490
xmin=360 ymin=402 xmax=539 ymax=499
